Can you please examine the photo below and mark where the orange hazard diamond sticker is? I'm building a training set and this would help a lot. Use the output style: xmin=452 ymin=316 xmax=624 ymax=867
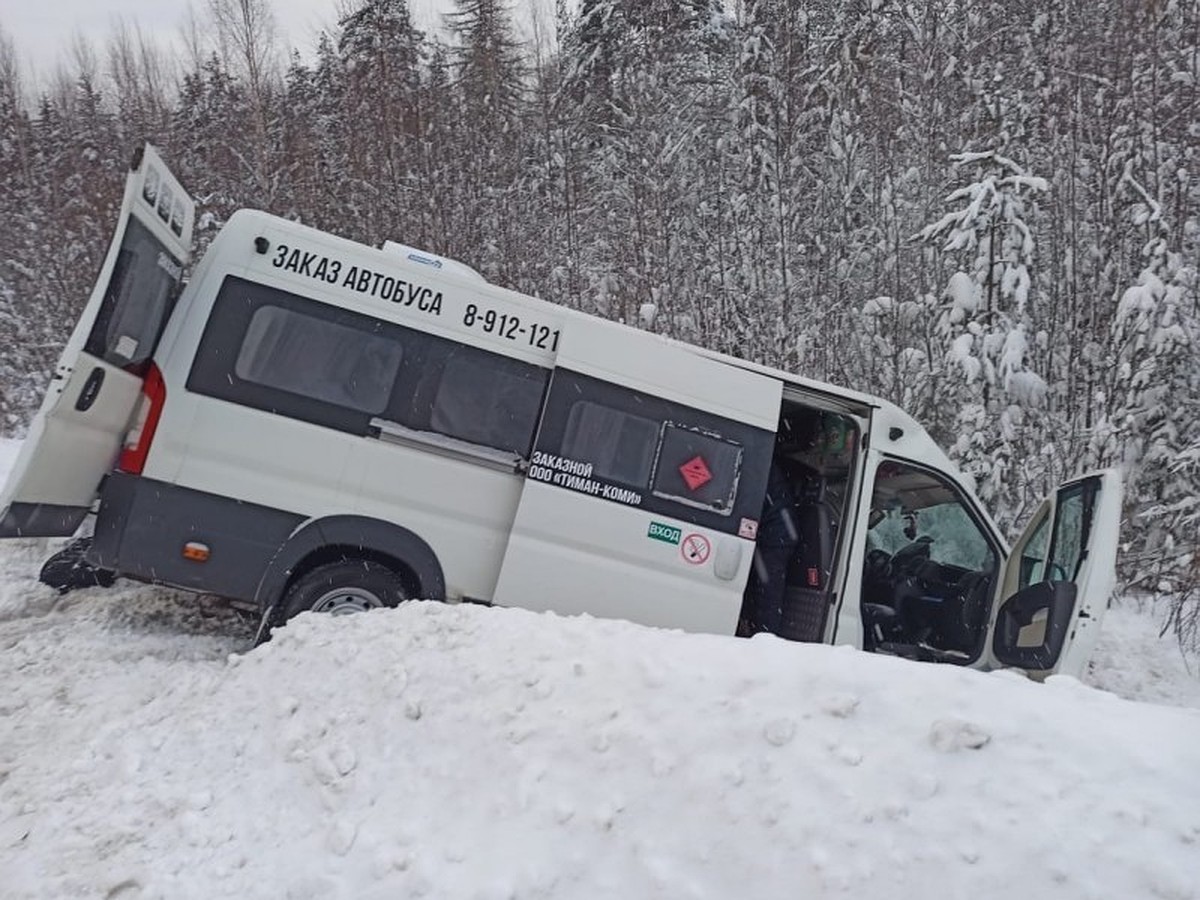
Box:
xmin=679 ymin=456 xmax=713 ymax=492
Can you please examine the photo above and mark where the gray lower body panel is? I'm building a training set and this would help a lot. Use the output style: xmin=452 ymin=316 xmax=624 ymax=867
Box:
xmin=90 ymin=473 xmax=304 ymax=602
xmin=0 ymin=502 xmax=89 ymax=538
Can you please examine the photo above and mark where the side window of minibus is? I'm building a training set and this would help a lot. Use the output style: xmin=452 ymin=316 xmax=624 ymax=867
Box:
xmin=559 ymin=400 xmax=659 ymax=486
xmin=399 ymin=343 xmax=549 ymax=457
xmin=557 ymin=400 xmax=746 ymax=516
xmin=190 ymin=276 xmax=550 ymax=458
xmin=536 ymin=370 xmax=773 ymax=535
xmin=234 ymin=304 xmax=404 ymax=414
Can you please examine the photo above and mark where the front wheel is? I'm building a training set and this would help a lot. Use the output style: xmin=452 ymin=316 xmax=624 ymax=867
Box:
xmin=278 ymin=559 xmax=408 ymax=624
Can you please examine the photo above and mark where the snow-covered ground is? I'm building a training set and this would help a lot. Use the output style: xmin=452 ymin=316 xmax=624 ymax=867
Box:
xmin=1 ymin=439 xmax=1198 ymax=899
xmin=1087 ymin=600 xmax=1200 ymax=711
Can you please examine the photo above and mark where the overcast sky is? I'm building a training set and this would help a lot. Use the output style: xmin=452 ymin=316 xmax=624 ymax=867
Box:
xmin=2 ymin=1 xmax=541 ymax=85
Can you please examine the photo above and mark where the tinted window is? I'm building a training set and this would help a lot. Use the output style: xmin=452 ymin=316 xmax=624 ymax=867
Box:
xmin=652 ymin=424 xmax=743 ymax=513
xmin=189 ymin=276 xmax=548 ymax=456
xmin=430 ymin=349 xmax=547 ymax=455
xmin=530 ymin=370 xmax=774 ymax=535
xmin=235 ymin=305 xmax=403 ymax=414
xmin=561 ymin=401 xmax=660 ymax=486
xmin=84 ymin=216 xmax=184 ymax=371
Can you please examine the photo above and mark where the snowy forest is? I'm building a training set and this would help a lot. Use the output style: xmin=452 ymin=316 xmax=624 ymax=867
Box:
xmin=0 ymin=0 xmax=1197 ymax=635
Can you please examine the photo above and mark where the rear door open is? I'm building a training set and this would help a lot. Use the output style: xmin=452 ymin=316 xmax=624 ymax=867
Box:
xmin=0 ymin=145 xmax=194 ymax=537
xmin=988 ymin=470 xmax=1123 ymax=677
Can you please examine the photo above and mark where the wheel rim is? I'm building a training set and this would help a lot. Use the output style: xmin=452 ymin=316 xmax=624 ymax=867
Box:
xmin=310 ymin=586 xmax=384 ymax=616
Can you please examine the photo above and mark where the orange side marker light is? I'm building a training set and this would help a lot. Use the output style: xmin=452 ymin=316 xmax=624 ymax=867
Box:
xmin=182 ymin=542 xmax=210 ymax=562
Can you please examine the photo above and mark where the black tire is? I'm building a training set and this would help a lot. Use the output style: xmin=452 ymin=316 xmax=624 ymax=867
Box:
xmin=39 ymin=537 xmax=117 ymax=594
xmin=277 ymin=559 xmax=409 ymax=624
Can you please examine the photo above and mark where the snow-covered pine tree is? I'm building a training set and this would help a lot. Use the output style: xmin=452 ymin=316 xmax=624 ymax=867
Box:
xmin=171 ymin=53 xmax=249 ymax=227
xmin=443 ymin=0 xmax=527 ymax=281
xmin=558 ymin=0 xmax=730 ymax=330
xmin=106 ymin=22 xmax=172 ymax=148
xmin=0 ymin=31 xmax=47 ymax=432
xmin=207 ymin=0 xmax=278 ymax=205
xmin=918 ymin=149 xmax=1049 ymax=530
xmin=1112 ymin=240 xmax=1198 ymax=617
xmin=337 ymin=0 xmax=426 ymax=244
xmin=722 ymin=0 xmax=811 ymax=365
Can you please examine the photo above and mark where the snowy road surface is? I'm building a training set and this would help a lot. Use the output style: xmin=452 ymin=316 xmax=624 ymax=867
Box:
xmin=1 ymin=438 xmax=1199 ymax=899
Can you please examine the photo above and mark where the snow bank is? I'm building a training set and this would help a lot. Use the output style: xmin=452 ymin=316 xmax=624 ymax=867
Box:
xmin=1088 ymin=599 xmax=1200 ymax=710
xmin=3 ymin=591 xmax=1198 ymax=900
xmin=0 ymin=435 xmax=1197 ymax=898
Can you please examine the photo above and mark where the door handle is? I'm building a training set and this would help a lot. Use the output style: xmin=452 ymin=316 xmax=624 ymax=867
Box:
xmin=75 ymin=367 xmax=106 ymax=411
xmin=713 ymin=538 xmax=743 ymax=581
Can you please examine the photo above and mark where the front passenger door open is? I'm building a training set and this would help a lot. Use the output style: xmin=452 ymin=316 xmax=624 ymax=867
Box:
xmin=989 ymin=471 xmax=1123 ymax=677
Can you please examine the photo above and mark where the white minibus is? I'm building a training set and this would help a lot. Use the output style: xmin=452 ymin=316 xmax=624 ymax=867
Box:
xmin=0 ymin=146 xmax=1121 ymax=677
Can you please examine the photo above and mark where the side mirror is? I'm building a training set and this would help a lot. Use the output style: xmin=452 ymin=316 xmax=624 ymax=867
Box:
xmin=992 ymin=581 xmax=1078 ymax=671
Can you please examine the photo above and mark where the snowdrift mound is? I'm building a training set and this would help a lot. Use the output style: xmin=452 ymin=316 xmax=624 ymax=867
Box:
xmin=3 ymin=599 xmax=1198 ymax=900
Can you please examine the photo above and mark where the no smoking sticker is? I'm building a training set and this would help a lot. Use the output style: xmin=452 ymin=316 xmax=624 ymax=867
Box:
xmin=680 ymin=533 xmax=711 ymax=565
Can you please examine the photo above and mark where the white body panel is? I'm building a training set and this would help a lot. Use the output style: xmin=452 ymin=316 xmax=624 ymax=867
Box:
xmin=551 ymin=316 xmax=782 ymax=431
xmin=1055 ymin=470 xmax=1122 ymax=676
xmin=345 ymin=441 xmax=525 ymax=601
xmin=9 ymin=369 xmax=143 ymax=504
xmin=493 ymin=320 xmax=781 ymax=632
xmin=243 ymin=214 xmax=564 ymax=369
xmin=164 ymin=401 xmax=358 ymax=515
xmin=494 ymin=484 xmax=754 ymax=634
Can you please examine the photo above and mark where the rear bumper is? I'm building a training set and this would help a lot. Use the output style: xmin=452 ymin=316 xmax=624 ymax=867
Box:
xmin=90 ymin=473 xmax=304 ymax=602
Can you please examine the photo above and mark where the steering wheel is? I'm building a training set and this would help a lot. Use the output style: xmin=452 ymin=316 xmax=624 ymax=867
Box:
xmin=957 ymin=571 xmax=992 ymax=634
xmin=889 ymin=536 xmax=933 ymax=578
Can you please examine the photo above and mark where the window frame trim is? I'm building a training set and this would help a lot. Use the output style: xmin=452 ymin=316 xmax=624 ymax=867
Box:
xmin=369 ymin=417 xmax=525 ymax=474
xmin=647 ymin=420 xmax=745 ymax=517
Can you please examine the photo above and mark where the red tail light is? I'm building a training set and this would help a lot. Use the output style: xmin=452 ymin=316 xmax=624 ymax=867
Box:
xmin=118 ymin=363 xmax=167 ymax=474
